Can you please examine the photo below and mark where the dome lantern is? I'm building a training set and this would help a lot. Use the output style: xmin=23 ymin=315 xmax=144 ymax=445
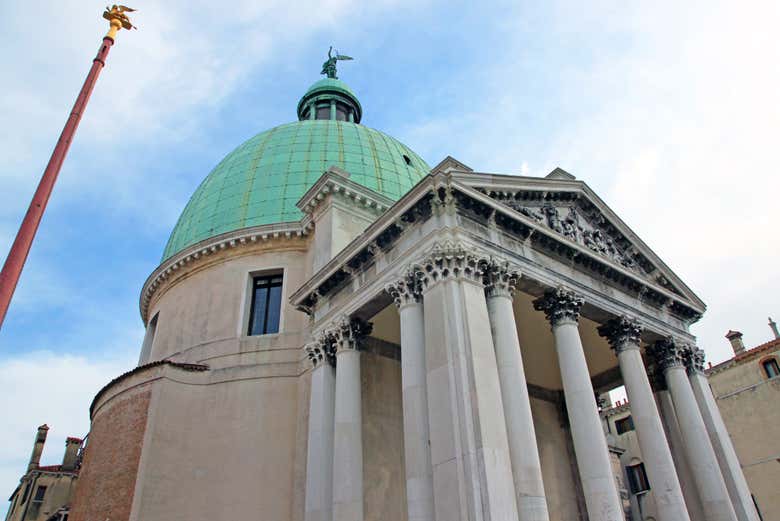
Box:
xmin=297 ymin=48 xmax=362 ymax=123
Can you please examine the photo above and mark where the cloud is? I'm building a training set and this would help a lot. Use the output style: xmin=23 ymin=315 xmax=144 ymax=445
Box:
xmin=0 ymin=0 xmax=431 ymax=237
xmin=400 ymin=0 xmax=780 ymax=363
xmin=0 ymin=351 xmax=134 ymax=500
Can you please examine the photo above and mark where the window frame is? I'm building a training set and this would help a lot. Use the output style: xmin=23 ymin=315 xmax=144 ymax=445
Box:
xmin=32 ymin=485 xmax=47 ymax=503
xmin=615 ymin=415 xmax=635 ymax=435
xmin=626 ymin=463 xmax=650 ymax=495
xmin=241 ymin=269 xmax=285 ymax=337
xmin=761 ymin=356 xmax=780 ymax=379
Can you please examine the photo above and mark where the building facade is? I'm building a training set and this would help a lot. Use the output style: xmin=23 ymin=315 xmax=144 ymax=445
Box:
xmin=67 ymin=66 xmax=759 ymax=521
xmin=5 ymin=425 xmax=81 ymax=521
xmin=707 ymin=325 xmax=780 ymax=520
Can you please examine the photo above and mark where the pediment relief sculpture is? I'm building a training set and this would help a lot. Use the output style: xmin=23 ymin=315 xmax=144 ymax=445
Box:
xmin=486 ymin=191 xmax=681 ymax=296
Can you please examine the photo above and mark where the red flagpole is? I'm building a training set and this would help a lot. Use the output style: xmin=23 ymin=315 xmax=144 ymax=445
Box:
xmin=0 ymin=10 xmax=135 ymax=330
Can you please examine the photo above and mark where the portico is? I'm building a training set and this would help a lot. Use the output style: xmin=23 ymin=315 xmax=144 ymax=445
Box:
xmin=293 ymin=161 xmax=749 ymax=521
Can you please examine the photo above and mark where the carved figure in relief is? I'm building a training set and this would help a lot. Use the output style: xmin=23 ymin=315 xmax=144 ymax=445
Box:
xmin=542 ymin=203 xmax=563 ymax=233
xmin=562 ymin=207 xmax=581 ymax=242
xmin=515 ymin=205 xmax=544 ymax=223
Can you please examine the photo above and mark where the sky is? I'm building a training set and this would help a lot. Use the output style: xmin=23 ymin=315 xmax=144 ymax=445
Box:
xmin=1 ymin=0 xmax=779 ymax=500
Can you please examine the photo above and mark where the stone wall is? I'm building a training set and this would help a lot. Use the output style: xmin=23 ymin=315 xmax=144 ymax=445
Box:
xmin=711 ymin=372 xmax=780 ymax=521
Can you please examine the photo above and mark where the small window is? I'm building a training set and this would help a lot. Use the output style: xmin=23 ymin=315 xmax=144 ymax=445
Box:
xmin=248 ymin=274 xmax=283 ymax=336
xmin=316 ymin=106 xmax=330 ymax=120
xmin=403 ymin=154 xmax=413 ymax=166
xmin=626 ymin=463 xmax=650 ymax=494
xmin=33 ymin=485 xmax=46 ymax=502
xmin=763 ymin=358 xmax=780 ymax=379
xmin=615 ymin=415 xmax=635 ymax=435
xmin=335 ymin=103 xmax=349 ymax=121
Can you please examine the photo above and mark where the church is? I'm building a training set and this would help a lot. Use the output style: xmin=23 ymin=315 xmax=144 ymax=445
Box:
xmin=67 ymin=57 xmax=759 ymax=521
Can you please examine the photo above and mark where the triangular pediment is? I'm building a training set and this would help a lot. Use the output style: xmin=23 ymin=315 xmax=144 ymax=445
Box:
xmin=447 ymin=171 xmax=705 ymax=313
xmin=431 ymin=155 xmax=474 ymax=175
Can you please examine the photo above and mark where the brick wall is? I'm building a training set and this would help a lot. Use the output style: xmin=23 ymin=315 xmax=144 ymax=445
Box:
xmin=69 ymin=387 xmax=151 ymax=521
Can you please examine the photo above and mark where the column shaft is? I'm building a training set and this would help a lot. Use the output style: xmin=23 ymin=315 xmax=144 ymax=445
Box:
xmin=553 ymin=321 xmax=625 ymax=521
xmin=333 ymin=348 xmax=363 ymax=521
xmin=689 ymin=371 xmax=760 ymax=521
xmin=423 ymin=276 xmax=519 ymax=521
xmin=305 ymin=362 xmax=336 ymax=521
xmin=486 ymin=292 xmax=549 ymax=521
xmin=664 ymin=366 xmax=737 ymax=521
xmin=655 ymin=390 xmax=707 ymax=521
xmin=399 ymin=301 xmax=435 ymax=521
xmin=617 ymin=347 xmax=690 ymax=521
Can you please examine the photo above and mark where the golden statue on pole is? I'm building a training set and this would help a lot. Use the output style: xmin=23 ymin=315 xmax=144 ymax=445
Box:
xmin=0 ymin=6 xmax=138 ymax=329
xmin=103 ymin=5 xmax=137 ymax=38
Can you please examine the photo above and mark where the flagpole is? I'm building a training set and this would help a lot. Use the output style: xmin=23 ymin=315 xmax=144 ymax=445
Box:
xmin=0 ymin=7 xmax=136 ymax=330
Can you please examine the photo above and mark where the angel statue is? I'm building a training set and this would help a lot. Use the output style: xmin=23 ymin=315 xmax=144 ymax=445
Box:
xmin=321 ymin=47 xmax=353 ymax=79
xmin=103 ymin=5 xmax=137 ymax=30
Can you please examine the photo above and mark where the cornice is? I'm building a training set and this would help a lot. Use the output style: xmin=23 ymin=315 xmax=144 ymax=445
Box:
xmin=296 ymin=166 xmax=393 ymax=218
xmin=139 ymin=221 xmax=309 ymax=324
xmin=290 ymin=174 xmax=440 ymax=311
xmin=291 ymin=171 xmax=704 ymax=326
xmin=451 ymin=171 xmax=706 ymax=312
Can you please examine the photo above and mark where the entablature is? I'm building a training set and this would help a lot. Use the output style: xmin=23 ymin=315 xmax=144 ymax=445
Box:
xmin=290 ymin=170 xmax=705 ymax=332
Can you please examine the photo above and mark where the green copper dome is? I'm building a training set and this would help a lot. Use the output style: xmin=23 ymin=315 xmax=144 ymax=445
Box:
xmin=162 ymin=78 xmax=430 ymax=260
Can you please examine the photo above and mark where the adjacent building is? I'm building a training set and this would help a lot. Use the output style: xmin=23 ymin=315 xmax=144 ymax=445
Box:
xmin=5 ymin=425 xmax=81 ymax=521
xmin=708 ymin=322 xmax=780 ymax=519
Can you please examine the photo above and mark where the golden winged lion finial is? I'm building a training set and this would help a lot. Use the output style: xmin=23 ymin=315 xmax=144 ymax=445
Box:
xmin=103 ymin=5 xmax=137 ymax=37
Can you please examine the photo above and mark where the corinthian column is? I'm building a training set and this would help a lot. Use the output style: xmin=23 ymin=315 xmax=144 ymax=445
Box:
xmin=484 ymin=261 xmax=549 ymax=521
xmin=386 ymin=273 xmax=434 ymax=521
xmin=304 ymin=341 xmax=336 ymax=521
xmin=685 ymin=347 xmax=760 ymax=521
xmin=598 ymin=317 xmax=690 ymax=521
xmin=533 ymin=287 xmax=624 ymax=521
xmin=331 ymin=317 xmax=371 ymax=521
xmin=418 ymin=245 xmax=519 ymax=521
xmin=649 ymin=339 xmax=737 ymax=521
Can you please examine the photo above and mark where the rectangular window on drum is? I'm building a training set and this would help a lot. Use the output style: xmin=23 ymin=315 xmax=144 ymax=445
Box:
xmin=248 ymin=274 xmax=283 ymax=336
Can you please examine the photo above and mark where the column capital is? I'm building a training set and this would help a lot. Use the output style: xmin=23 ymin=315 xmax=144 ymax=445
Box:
xmin=648 ymin=337 xmax=688 ymax=373
xmin=597 ymin=316 xmax=643 ymax=353
xmin=684 ymin=345 xmax=706 ymax=375
xmin=533 ymin=286 xmax=584 ymax=327
xmin=414 ymin=242 xmax=489 ymax=291
xmin=483 ymin=259 xmax=519 ymax=299
xmin=385 ymin=270 xmax=423 ymax=309
xmin=648 ymin=365 xmax=668 ymax=392
xmin=327 ymin=316 xmax=373 ymax=354
xmin=304 ymin=341 xmax=334 ymax=369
